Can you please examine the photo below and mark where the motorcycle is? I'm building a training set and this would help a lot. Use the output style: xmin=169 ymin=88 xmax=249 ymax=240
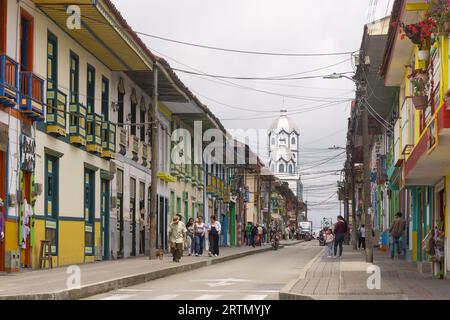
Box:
xmin=271 ymin=232 xmax=280 ymax=250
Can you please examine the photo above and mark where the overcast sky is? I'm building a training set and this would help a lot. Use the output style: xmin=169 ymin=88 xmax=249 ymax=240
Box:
xmin=113 ymin=0 xmax=393 ymax=227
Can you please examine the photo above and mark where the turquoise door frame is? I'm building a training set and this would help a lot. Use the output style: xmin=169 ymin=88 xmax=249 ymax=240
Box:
xmin=230 ymin=203 xmax=236 ymax=247
xmin=101 ymin=178 xmax=110 ymax=260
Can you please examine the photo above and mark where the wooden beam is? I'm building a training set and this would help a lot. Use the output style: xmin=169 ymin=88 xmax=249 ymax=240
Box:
xmin=405 ymin=3 xmax=429 ymax=11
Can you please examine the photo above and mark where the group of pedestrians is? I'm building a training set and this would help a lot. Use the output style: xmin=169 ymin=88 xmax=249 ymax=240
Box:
xmin=324 ymin=212 xmax=406 ymax=260
xmin=245 ymin=222 xmax=267 ymax=247
xmin=169 ymin=214 xmax=221 ymax=263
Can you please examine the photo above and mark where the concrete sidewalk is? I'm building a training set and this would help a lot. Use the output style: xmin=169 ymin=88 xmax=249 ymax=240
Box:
xmin=0 ymin=240 xmax=303 ymax=300
xmin=279 ymin=245 xmax=450 ymax=300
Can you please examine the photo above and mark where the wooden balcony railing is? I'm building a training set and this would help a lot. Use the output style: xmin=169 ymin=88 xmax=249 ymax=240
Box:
xmin=46 ymin=89 xmax=67 ymax=136
xmin=0 ymin=54 xmax=19 ymax=106
xmin=117 ymin=127 xmax=127 ymax=156
xmin=130 ymin=135 xmax=139 ymax=161
xmin=20 ymin=71 xmax=44 ymax=120
xmin=86 ymin=113 xmax=103 ymax=154
xmin=101 ymin=121 xmax=116 ymax=159
xmin=69 ymin=102 xmax=87 ymax=146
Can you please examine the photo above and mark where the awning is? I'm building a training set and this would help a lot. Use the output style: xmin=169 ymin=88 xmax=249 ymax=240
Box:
xmin=32 ymin=0 xmax=154 ymax=71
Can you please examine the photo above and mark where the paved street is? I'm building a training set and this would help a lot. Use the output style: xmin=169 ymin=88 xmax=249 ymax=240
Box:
xmin=86 ymin=241 xmax=322 ymax=300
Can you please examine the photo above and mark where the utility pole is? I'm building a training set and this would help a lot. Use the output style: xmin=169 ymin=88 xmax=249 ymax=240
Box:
xmin=361 ymin=96 xmax=373 ymax=263
xmin=149 ymin=65 xmax=159 ymax=259
xmin=350 ymin=139 xmax=357 ymax=250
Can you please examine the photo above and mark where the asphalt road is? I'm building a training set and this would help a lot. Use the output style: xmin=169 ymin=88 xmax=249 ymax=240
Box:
xmin=86 ymin=241 xmax=323 ymax=300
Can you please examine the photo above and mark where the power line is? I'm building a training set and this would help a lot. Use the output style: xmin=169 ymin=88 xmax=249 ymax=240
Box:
xmin=35 ymin=4 xmax=358 ymax=58
xmin=172 ymin=67 xmax=355 ymax=81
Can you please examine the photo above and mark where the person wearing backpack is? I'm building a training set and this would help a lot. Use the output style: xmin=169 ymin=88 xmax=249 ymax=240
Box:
xmin=333 ymin=215 xmax=347 ymax=258
xmin=389 ymin=212 xmax=404 ymax=259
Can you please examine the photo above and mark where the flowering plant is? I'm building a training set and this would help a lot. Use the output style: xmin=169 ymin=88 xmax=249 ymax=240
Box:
xmin=408 ymin=69 xmax=430 ymax=96
xmin=396 ymin=18 xmax=437 ymax=49
xmin=425 ymin=0 xmax=450 ymax=32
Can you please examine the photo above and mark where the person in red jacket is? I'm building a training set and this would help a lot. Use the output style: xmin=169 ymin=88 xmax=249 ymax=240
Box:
xmin=333 ymin=216 xmax=348 ymax=258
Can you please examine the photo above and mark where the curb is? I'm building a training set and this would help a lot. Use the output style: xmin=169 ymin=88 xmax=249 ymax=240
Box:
xmin=0 ymin=241 xmax=304 ymax=300
xmin=278 ymin=247 xmax=326 ymax=300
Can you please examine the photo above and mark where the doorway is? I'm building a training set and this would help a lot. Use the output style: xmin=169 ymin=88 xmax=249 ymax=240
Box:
xmin=0 ymin=150 xmax=6 ymax=271
xmin=101 ymin=179 xmax=110 ymax=260
xmin=130 ymin=177 xmax=136 ymax=256
xmin=20 ymin=171 xmax=32 ymax=268
xmin=116 ymin=169 xmax=124 ymax=258
xmin=20 ymin=10 xmax=33 ymax=72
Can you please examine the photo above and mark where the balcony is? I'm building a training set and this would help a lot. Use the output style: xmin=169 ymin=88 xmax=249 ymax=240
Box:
xmin=184 ymin=164 xmax=192 ymax=183
xmin=86 ymin=113 xmax=103 ymax=154
xmin=140 ymin=141 xmax=148 ymax=167
xmin=117 ymin=127 xmax=127 ymax=156
xmin=20 ymin=71 xmax=44 ymax=121
xmin=101 ymin=121 xmax=116 ymax=159
xmin=191 ymin=165 xmax=198 ymax=186
xmin=69 ymin=102 xmax=87 ymax=146
xmin=130 ymin=135 xmax=139 ymax=162
xmin=0 ymin=54 xmax=19 ymax=107
xmin=46 ymin=89 xmax=67 ymax=136
xmin=198 ymin=167 xmax=204 ymax=190
xmin=170 ymin=163 xmax=179 ymax=177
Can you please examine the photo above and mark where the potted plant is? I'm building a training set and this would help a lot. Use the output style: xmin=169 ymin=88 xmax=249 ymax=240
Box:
xmin=426 ymin=0 xmax=450 ymax=34
xmin=397 ymin=17 xmax=437 ymax=61
xmin=408 ymin=70 xmax=429 ymax=109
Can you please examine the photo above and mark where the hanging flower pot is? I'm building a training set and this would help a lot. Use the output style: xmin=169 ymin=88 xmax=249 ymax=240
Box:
xmin=418 ymin=49 xmax=430 ymax=61
xmin=415 ymin=70 xmax=429 ymax=84
xmin=412 ymin=95 xmax=428 ymax=110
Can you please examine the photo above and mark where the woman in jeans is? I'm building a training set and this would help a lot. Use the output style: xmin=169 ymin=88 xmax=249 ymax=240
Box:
xmin=194 ymin=217 xmax=206 ymax=256
xmin=186 ymin=218 xmax=195 ymax=256
xmin=208 ymin=216 xmax=221 ymax=257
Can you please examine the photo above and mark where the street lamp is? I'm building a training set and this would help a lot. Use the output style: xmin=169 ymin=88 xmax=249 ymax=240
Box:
xmin=328 ymin=145 xmax=346 ymax=150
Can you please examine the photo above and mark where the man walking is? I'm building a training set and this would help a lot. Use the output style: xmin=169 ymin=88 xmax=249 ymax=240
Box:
xmin=333 ymin=216 xmax=347 ymax=258
xmin=245 ymin=222 xmax=252 ymax=246
xmin=389 ymin=212 xmax=404 ymax=259
xmin=250 ymin=223 xmax=258 ymax=248
xmin=358 ymin=224 xmax=366 ymax=250
xmin=169 ymin=215 xmax=187 ymax=263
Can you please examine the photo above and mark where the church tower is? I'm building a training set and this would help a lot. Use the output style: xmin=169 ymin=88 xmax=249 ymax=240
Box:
xmin=268 ymin=110 xmax=303 ymax=201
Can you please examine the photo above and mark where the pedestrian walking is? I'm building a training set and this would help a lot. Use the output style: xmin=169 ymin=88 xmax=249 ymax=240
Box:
xmin=285 ymin=226 xmax=290 ymax=240
xmin=250 ymin=223 xmax=258 ymax=248
xmin=333 ymin=215 xmax=348 ymax=258
xmin=325 ymin=229 xmax=335 ymax=258
xmin=194 ymin=217 xmax=206 ymax=256
xmin=245 ymin=222 xmax=252 ymax=246
xmin=169 ymin=216 xmax=187 ymax=263
xmin=262 ymin=224 xmax=267 ymax=246
xmin=186 ymin=218 xmax=195 ymax=256
xmin=358 ymin=224 xmax=366 ymax=250
xmin=139 ymin=207 xmax=147 ymax=255
xmin=257 ymin=224 xmax=263 ymax=246
xmin=389 ymin=212 xmax=404 ymax=259
xmin=208 ymin=216 xmax=221 ymax=257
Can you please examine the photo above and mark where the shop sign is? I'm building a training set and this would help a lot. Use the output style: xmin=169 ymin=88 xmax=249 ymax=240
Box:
xmin=20 ymin=134 xmax=36 ymax=172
